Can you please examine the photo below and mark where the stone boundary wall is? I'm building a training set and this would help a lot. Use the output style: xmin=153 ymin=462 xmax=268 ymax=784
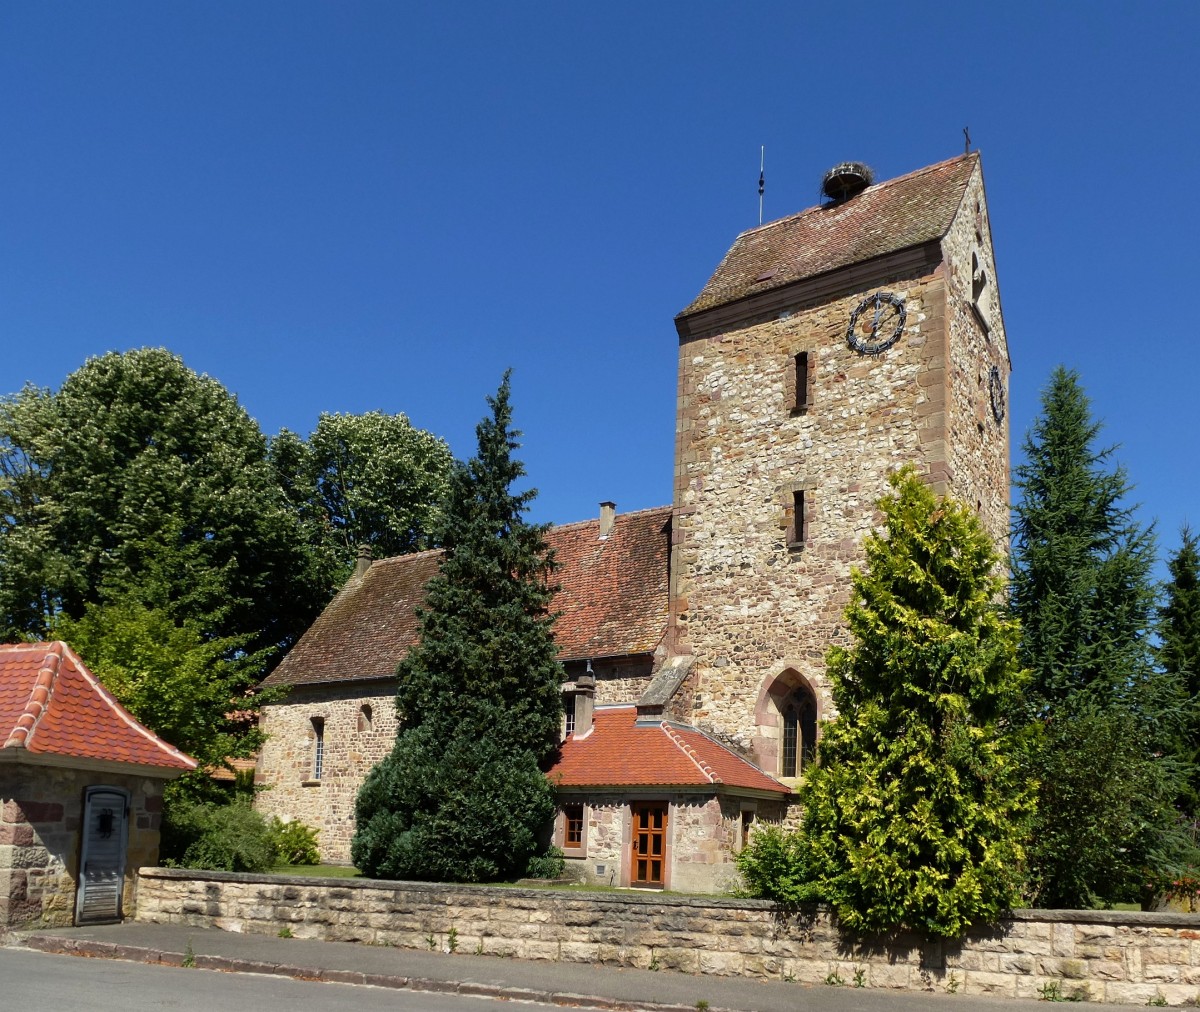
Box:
xmin=135 ymin=867 xmax=1200 ymax=1006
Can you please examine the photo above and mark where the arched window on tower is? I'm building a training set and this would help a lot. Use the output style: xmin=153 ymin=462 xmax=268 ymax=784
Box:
xmin=779 ymin=690 xmax=818 ymax=778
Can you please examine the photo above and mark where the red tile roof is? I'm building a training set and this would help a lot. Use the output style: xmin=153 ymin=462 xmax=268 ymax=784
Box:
xmin=0 ymin=641 xmax=197 ymax=774
xmin=547 ymin=705 xmax=789 ymax=795
xmin=678 ymin=153 xmax=978 ymax=318
xmin=209 ymin=756 xmax=258 ymax=782
xmin=264 ymin=505 xmax=672 ymax=688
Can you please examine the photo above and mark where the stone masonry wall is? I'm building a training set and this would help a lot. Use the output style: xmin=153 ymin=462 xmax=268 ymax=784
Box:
xmin=255 ymin=681 xmax=398 ymax=864
xmin=1 ymin=766 xmax=164 ymax=930
xmin=672 ymin=264 xmax=949 ymax=766
xmin=671 ymin=166 xmax=1011 ymax=774
xmin=941 ymin=163 xmax=1011 ymax=548
xmin=562 ymin=654 xmax=655 ymax=708
xmin=135 ymin=868 xmax=1200 ymax=1006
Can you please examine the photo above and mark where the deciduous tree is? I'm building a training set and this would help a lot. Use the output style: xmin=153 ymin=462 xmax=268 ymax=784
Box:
xmin=0 ymin=349 xmax=317 ymax=660
xmin=54 ymin=599 xmax=266 ymax=772
xmin=269 ymin=410 xmax=452 ymax=589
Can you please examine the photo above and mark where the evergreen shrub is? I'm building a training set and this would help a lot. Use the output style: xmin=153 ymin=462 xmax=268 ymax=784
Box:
xmin=353 ymin=717 xmax=555 ymax=882
xmin=525 ymin=846 xmax=566 ymax=880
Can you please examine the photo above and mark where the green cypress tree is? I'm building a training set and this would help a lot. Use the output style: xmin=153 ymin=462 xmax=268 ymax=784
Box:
xmin=1010 ymin=366 xmax=1185 ymax=907
xmin=739 ymin=467 xmax=1032 ymax=937
xmin=352 ymin=373 xmax=562 ymax=881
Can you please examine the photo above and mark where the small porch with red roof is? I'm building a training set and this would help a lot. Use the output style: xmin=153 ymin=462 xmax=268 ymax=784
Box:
xmin=546 ymin=705 xmax=790 ymax=893
xmin=0 ymin=641 xmax=195 ymax=931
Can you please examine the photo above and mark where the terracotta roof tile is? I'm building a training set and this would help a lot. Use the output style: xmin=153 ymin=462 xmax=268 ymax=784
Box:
xmin=547 ymin=705 xmax=788 ymax=795
xmin=0 ymin=641 xmax=197 ymax=772
xmin=264 ymin=506 xmax=672 ymax=688
xmin=209 ymin=756 xmax=258 ymax=782
xmin=678 ymin=153 xmax=978 ymax=318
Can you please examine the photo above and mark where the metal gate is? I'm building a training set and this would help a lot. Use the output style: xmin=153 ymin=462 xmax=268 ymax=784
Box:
xmin=74 ymin=786 xmax=130 ymax=924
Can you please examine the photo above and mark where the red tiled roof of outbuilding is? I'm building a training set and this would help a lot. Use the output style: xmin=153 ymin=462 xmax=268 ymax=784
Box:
xmin=0 ymin=641 xmax=197 ymax=773
xmin=547 ymin=705 xmax=789 ymax=795
xmin=678 ymin=153 xmax=978 ymax=318
xmin=263 ymin=505 xmax=672 ymax=688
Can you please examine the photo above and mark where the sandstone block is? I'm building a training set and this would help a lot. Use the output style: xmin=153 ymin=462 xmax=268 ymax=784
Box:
xmin=962 ymin=970 xmax=1016 ymax=996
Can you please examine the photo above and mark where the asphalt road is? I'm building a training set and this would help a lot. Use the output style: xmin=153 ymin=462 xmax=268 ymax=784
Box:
xmin=0 ymin=948 xmax=590 ymax=1011
xmin=1 ymin=940 xmax=1139 ymax=1012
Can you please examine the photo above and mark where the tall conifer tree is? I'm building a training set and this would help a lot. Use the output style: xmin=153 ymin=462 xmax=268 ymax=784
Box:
xmin=1160 ymin=527 xmax=1200 ymax=810
xmin=353 ymin=373 xmax=562 ymax=882
xmin=1011 ymin=366 xmax=1183 ymax=906
xmin=1011 ymin=367 xmax=1158 ymax=710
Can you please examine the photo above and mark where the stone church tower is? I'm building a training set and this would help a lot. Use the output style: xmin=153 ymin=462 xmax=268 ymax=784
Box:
xmin=667 ymin=153 xmax=1010 ymax=783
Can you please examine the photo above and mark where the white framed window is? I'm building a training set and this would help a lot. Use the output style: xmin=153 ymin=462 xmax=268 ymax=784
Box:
xmin=311 ymin=717 xmax=325 ymax=781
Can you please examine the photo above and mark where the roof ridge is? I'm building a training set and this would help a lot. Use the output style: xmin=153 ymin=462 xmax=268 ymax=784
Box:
xmin=368 ymin=506 xmax=674 ymax=563
xmin=56 ymin=641 xmax=197 ymax=770
xmin=659 ymin=721 xmax=720 ymax=784
xmin=860 ymin=151 xmax=976 ymax=196
xmin=731 ymin=152 xmax=978 ymax=242
xmin=370 ymin=546 xmax=445 ymax=568
xmin=3 ymin=642 xmax=64 ymax=749
xmin=546 ymin=504 xmax=674 ymax=534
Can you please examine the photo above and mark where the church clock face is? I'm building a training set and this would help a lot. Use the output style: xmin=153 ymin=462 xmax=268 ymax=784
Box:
xmin=988 ymin=365 xmax=1006 ymax=424
xmin=847 ymin=292 xmax=906 ymax=355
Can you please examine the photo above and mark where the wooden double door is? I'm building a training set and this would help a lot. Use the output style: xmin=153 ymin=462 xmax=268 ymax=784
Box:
xmin=630 ymin=802 xmax=668 ymax=887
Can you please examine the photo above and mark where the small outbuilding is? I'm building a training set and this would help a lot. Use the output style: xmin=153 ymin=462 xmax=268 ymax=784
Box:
xmin=546 ymin=704 xmax=791 ymax=892
xmin=0 ymin=641 xmax=196 ymax=930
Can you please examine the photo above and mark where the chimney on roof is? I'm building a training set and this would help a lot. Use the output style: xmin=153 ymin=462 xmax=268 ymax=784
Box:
xmin=354 ymin=543 xmax=373 ymax=579
xmin=575 ymin=660 xmax=596 ymax=736
xmin=822 ymin=161 xmax=874 ymax=203
xmin=599 ymin=501 xmax=616 ymax=540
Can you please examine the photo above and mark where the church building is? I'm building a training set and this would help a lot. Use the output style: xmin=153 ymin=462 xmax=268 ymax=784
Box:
xmin=254 ymin=151 xmax=1011 ymax=892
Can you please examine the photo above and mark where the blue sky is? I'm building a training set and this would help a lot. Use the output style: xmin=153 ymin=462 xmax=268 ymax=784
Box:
xmin=2 ymin=3 xmax=1197 ymax=575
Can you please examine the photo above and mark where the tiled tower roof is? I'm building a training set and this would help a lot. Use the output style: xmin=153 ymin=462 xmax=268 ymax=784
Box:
xmin=679 ymin=153 xmax=979 ymax=319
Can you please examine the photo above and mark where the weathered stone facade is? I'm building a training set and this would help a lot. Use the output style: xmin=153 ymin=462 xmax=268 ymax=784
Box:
xmin=134 ymin=869 xmax=1200 ymax=1006
xmin=670 ymin=156 xmax=1010 ymax=777
xmin=255 ymin=681 xmax=398 ymax=864
xmin=0 ymin=767 xmax=164 ymax=930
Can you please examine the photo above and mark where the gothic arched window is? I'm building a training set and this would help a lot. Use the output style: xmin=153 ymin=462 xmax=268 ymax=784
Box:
xmin=780 ymin=692 xmax=817 ymax=778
